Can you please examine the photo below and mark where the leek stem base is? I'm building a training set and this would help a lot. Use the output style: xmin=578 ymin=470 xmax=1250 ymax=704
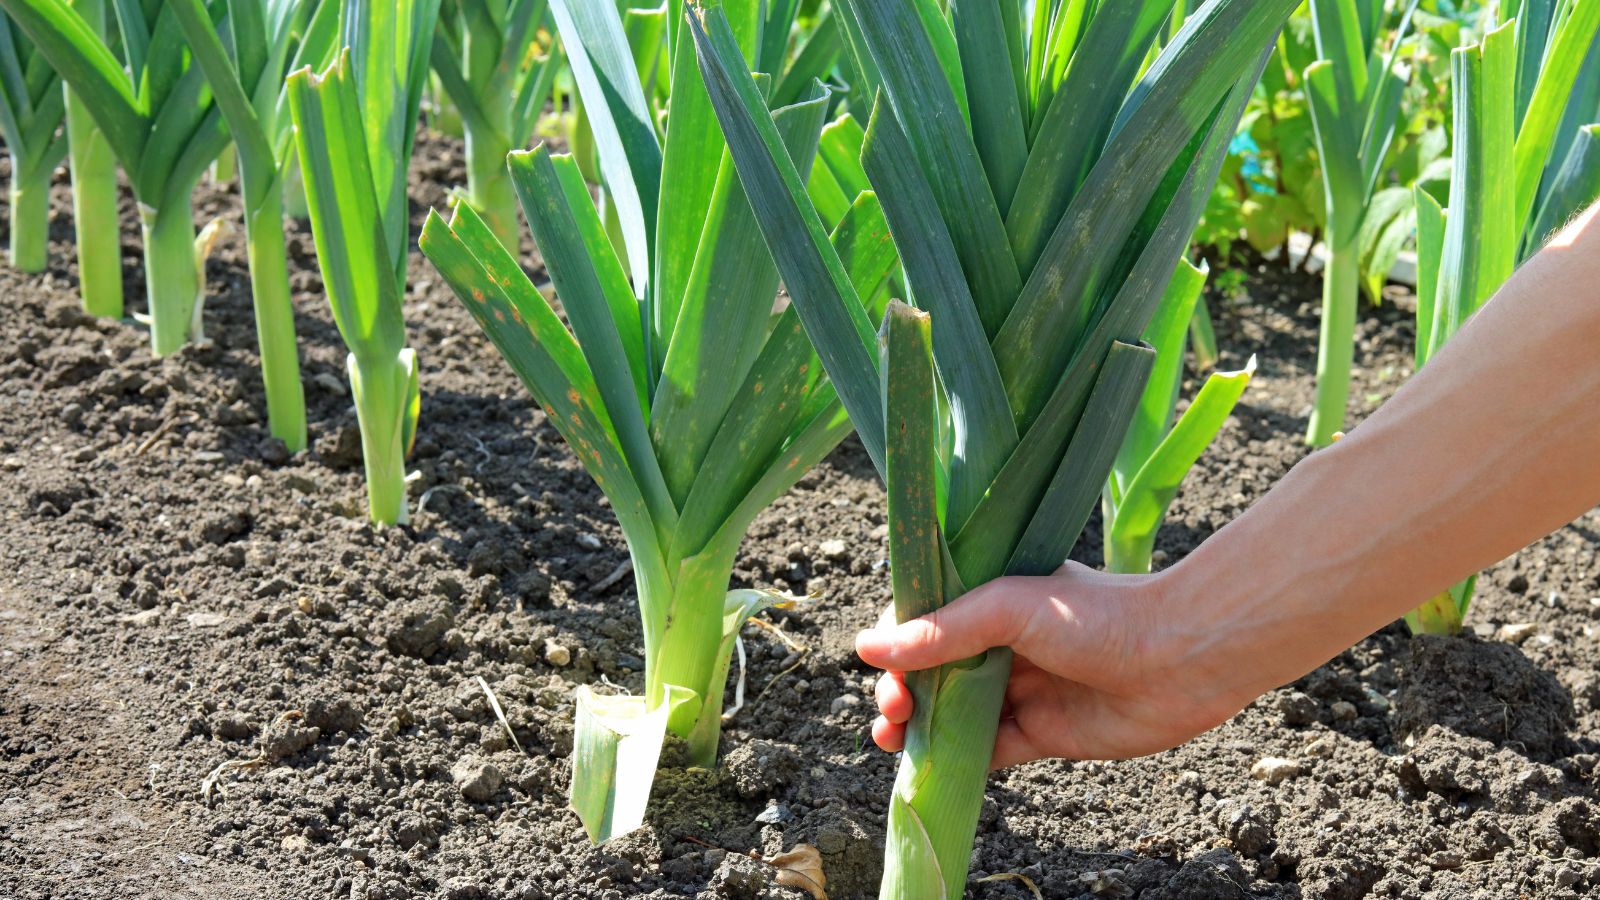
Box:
xmin=7 ymin=171 xmax=50 ymax=274
xmin=140 ymin=201 xmax=202 ymax=358
xmin=1306 ymin=239 xmax=1360 ymax=447
xmin=244 ymin=188 xmax=308 ymax=452
xmin=349 ymin=350 xmax=418 ymax=526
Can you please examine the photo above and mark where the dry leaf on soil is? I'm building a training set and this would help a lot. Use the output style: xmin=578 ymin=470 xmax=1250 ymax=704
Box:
xmin=763 ymin=844 xmax=827 ymax=899
xmin=977 ymin=872 xmax=1044 ymax=899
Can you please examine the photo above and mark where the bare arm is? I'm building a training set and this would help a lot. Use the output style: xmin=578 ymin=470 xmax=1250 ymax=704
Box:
xmin=1166 ymin=201 xmax=1600 ymax=708
xmin=860 ymin=201 xmax=1600 ymax=768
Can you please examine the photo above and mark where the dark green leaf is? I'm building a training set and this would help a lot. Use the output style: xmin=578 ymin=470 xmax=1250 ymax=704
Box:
xmin=687 ymin=4 xmax=886 ymax=475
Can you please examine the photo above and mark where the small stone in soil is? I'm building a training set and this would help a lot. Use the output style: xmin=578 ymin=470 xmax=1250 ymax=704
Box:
xmin=1496 ymin=622 xmax=1538 ymax=645
xmin=257 ymin=437 xmax=289 ymax=466
xmin=543 ymin=640 xmax=571 ymax=667
xmin=818 ymin=539 xmax=847 ymax=559
xmin=1330 ymin=700 xmax=1358 ymax=721
xmin=754 ymin=803 xmax=791 ymax=825
xmin=1250 ymin=757 xmax=1300 ymax=785
xmin=254 ymin=577 xmax=291 ymax=599
xmin=311 ymin=372 xmax=346 ymax=396
xmin=829 ymin=694 xmax=861 ymax=715
xmin=1079 ymin=868 xmax=1131 ymax=897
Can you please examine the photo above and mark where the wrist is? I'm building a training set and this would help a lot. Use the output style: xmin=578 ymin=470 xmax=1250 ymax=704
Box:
xmin=1140 ymin=552 xmax=1287 ymax=724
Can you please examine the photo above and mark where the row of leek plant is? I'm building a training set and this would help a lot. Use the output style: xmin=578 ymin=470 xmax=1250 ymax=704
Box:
xmin=1302 ymin=0 xmax=1421 ymax=447
xmin=0 ymin=8 xmax=65 ymax=274
xmin=0 ymin=0 xmax=229 ymax=357
xmin=1195 ymin=1 xmax=1455 ymax=289
xmin=286 ymin=0 xmax=438 ymax=524
xmin=1 ymin=1 xmax=121 ymax=316
xmin=0 ymin=0 xmax=834 ymax=527
xmin=168 ymin=0 xmax=344 ymax=455
xmin=419 ymin=0 xmax=884 ymax=842
xmin=430 ymin=0 xmax=563 ymax=252
xmin=1404 ymin=0 xmax=1600 ymax=635
xmin=688 ymin=0 xmax=1298 ymax=895
xmin=0 ymin=0 xmax=331 ymax=453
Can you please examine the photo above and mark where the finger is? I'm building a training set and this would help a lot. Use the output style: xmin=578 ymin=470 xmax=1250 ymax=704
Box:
xmin=990 ymin=718 xmax=1045 ymax=771
xmin=856 ymin=577 xmax=1041 ymax=671
xmin=872 ymin=715 xmax=905 ymax=753
xmin=874 ymin=672 xmax=914 ymax=724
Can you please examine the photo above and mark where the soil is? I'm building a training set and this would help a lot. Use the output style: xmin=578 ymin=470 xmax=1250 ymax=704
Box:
xmin=4 ymin=133 xmax=1600 ymax=900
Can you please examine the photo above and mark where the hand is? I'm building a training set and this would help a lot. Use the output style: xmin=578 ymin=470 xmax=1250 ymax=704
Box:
xmin=857 ymin=562 xmax=1250 ymax=769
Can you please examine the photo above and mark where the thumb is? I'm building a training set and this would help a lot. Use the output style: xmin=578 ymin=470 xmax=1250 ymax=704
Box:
xmin=855 ymin=577 xmax=1038 ymax=671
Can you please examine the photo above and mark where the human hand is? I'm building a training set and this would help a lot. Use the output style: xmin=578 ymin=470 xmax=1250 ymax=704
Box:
xmin=857 ymin=562 xmax=1252 ymax=769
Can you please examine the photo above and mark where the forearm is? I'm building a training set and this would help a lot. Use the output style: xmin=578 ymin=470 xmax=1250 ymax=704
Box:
xmin=1161 ymin=202 xmax=1600 ymax=706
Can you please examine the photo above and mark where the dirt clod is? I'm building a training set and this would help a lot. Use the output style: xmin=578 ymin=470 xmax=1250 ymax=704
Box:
xmin=452 ymin=756 xmax=503 ymax=802
xmin=1395 ymin=633 xmax=1574 ymax=758
xmin=387 ymin=601 xmax=455 ymax=659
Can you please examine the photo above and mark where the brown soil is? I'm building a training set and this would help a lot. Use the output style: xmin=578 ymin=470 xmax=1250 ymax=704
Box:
xmin=3 ymin=135 xmax=1599 ymax=900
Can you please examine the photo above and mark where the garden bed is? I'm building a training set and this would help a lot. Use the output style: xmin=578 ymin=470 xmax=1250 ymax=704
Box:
xmin=2 ymin=134 xmax=1598 ymax=900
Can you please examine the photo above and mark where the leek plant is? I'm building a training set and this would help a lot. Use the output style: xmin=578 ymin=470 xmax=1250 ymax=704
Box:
xmin=429 ymin=0 xmax=563 ymax=251
xmin=688 ymin=0 xmax=1297 ymax=892
xmin=561 ymin=0 xmax=840 ymax=272
xmin=167 ymin=0 xmax=340 ymax=454
xmin=420 ymin=0 xmax=897 ymax=844
xmin=1103 ymin=258 xmax=1254 ymax=575
xmin=0 ymin=0 xmax=230 ymax=356
xmin=62 ymin=0 xmax=121 ymax=318
xmin=1303 ymin=0 xmax=1420 ymax=447
xmin=0 ymin=9 xmax=66 ymax=273
xmin=286 ymin=0 xmax=438 ymax=525
xmin=1406 ymin=0 xmax=1600 ymax=635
